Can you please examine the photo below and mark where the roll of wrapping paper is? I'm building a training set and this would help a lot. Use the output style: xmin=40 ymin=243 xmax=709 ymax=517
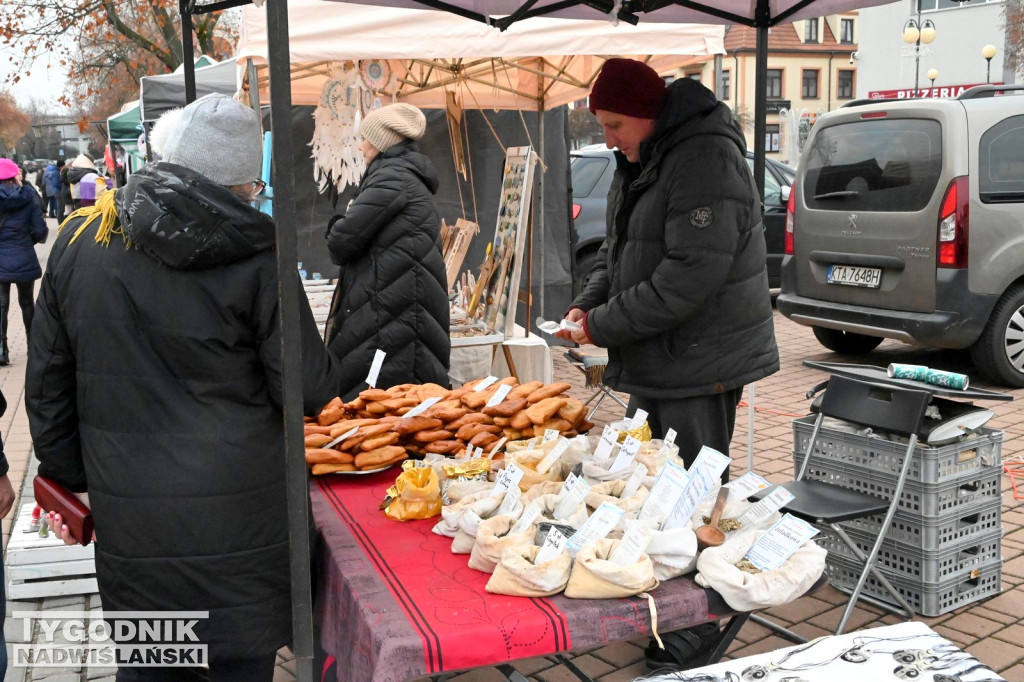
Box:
xmin=925 ymin=368 xmax=970 ymax=390
xmin=887 ymin=363 xmax=930 ymax=381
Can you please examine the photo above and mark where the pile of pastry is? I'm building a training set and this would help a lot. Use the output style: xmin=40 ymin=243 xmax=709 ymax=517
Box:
xmin=304 ymin=378 xmax=594 ymax=474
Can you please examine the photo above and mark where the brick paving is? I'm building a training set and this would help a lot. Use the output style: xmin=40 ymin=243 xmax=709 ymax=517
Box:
xmin=3 ymin=232 xmax=1023 ymax=679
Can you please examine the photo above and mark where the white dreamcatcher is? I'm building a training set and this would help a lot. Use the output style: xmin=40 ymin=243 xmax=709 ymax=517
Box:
xmin=310 ymin=61 xmax=366 ymax=194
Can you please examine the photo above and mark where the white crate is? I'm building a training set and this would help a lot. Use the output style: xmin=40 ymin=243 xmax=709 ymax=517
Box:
xmin=6 ymin=503 xmax=97 ymax=599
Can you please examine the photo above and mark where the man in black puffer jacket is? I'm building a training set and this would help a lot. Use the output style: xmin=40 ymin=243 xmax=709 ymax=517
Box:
xmin=27 ymin=94 xmax=341 ymax=681
xmin=325 ymin=103 xmax=450 ymax=399
xmin=558 ymin=59 xmax=779 ymax=479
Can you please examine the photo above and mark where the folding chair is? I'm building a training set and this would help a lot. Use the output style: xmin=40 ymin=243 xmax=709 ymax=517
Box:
xmin=564 ymin=348 xmax=628 ymax=420
xmin=753 ymin=374 xmax=931 ymax=636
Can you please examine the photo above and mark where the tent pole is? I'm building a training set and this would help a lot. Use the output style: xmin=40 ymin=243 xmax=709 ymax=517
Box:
xmin=752 ymin=1 xmax=769 ymax=203
xmin=179 ymin=0 xmax=197 ymax=103
xmin=266 ymin=1 xmax=316 ymax=681
xmin=537 ymin=107 xmax=545 ymax=333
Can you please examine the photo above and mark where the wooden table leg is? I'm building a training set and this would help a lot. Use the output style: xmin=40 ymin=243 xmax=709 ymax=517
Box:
xmin=501 ymin=344 xmax=519 ymax=381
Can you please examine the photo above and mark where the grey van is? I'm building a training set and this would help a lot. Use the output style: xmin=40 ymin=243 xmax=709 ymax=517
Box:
xmin=777 ymin=85 xmax=1024 ymax=386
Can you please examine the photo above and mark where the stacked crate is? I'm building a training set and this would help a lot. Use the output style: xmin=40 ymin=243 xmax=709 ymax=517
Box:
xmin=792 ymin=415 xmax=1003 ymax=616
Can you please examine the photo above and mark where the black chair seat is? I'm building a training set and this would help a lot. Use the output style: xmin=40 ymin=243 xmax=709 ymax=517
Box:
xmin=753 ymin=480 xmax=890 ymax=523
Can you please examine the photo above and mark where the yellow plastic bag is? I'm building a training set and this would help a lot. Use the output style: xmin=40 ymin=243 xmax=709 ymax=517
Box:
xmin=384 ymin=466 xmax=442 ymax=521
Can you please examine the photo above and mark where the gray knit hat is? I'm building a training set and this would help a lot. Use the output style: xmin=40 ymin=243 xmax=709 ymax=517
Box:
xmin=161 ymin=94 xmax=262 ymax=186
xmin=360 ymin=103 xmax=426 ymax=152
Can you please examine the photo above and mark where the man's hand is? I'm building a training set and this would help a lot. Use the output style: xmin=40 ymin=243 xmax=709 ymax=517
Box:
xmin=45 ymin=492 xmax=91 ymax=546
xmin=0 ymin=474 xmax=15 ymax=518
xmin=554 ymin=308 xmax=588 ymax=342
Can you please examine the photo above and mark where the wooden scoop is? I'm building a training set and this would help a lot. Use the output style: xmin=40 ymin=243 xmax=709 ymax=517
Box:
xmin=696 ymin=487 xmax=730 ymax=550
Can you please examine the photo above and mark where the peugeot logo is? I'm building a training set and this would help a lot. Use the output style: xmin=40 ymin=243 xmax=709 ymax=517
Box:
xmin=847 ymin=214 xmax=858 ymax=230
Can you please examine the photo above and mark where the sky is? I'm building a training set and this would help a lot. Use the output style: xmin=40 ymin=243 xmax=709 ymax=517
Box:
xmin=3 ymin=48 xmax=72 ymax=114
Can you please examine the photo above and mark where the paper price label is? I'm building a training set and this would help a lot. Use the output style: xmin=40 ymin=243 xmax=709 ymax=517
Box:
xmin=485 ymin=383 xmax=513 ymax=408
xmin=724 ymin=472 xmax=770 ymax=502
xmin=471 ymin=446 xmax=484 ymax=459
xmin=662 ymin=465 xmax=716 ymax=531
xmin=535 ymin=437 xmax=570 ymax=475
xmin=496 ymin=485 xmax=522 ymax=516
xmin=553 ymin=476 xmax=590 ymax=520
xmin=738 ymin=486 xmax=795 ymax=528
xmin=403 ymin=396 xmax=441 ymax=419
xmin=322 ymin=426 xmax=359 ymax=450
xmin=535 ymin=527 xmax=568 ymax=565
xmin=365 ymin=349 xmax=386 ymax=388
xmin=561 ymin=472 xmax=578 ymax=493
xmin=609 ymin=523 xmax=651 ymax=567
xmin=744 ymin=514 xmax=819 ymax=572
xmin=510 ymin=502 xmax=541 ymax=534
xmin=542 ymin=429 xmax=560 ymax=443
xmin=663 ymin=428 xmax=678 ymax=446
xmin=629 ymin=409 xmax=649 ymax=430
xmin=491 ymin=462 xmax=525 ymax=497
xmin=593 ymin=424 xmax=617 ymax=460
xmin=473 ymin=376 xmax=499 ymax=392
xmin=567 ymin=502 xmax=624 ymax=555
xmin=639 ymin=460 xmax=689 ymax=521
xmin=610 ymin=435 xmax=642 ymax=473
xmin=621 ymin=463 xmax=649 ymax=499
xmin=690 ymin=446 xmax=731 ymax=481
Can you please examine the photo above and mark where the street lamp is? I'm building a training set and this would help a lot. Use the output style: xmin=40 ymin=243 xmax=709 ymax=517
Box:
xmin=902 ymin=13 xmax=936 ymax=97
xmin=927 ymin=68 xmax=938 ymax=91
xmin=982 ymin=44 xmax=997 ymax=84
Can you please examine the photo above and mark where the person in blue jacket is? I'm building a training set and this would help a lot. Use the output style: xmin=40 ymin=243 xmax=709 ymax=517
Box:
xmin=43 ymin=162 xmax=62 ymax=218
xmin=0 ymin=158 xmax=48 ymax=365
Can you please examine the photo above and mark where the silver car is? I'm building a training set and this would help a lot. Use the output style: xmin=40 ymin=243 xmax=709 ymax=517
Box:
xmin=778 ymin=85 xmax=1024 ymax=386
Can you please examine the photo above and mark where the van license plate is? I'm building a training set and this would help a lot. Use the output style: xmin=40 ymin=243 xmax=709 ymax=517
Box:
xmin=827 ymin=265 xmax=881 ymax=288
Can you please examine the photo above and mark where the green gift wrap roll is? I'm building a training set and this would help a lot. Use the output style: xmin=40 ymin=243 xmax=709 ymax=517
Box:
xmin=925 ymin=368 xmax=970 ymax=390
xmin=887 ymin=363 xmax=930 ymax=381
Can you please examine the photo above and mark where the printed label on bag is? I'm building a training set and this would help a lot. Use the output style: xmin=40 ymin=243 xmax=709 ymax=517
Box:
xmin=689 ymin=446 xmax=731 ymax=481
xmin=609 ymin=523 xmax=651 ymax=567
xmin=593 ymin=425 xmax=617 ymax=460
xmin=628 ymin=409 xmax=649 ymax=430
xmin=485 ymin=384 xmax=513 ymax=408
xmin=662 ymin=464 xmax=717 ymax=531
xmin=610 ymin=435 xmax=642 ymax=474
xmin=567 ymin=502 xmax=623 ymax=556
xmin=639 ymin=460 xmax=689 ymax=521
xmin=738 ymin=487 xmax=795 ymax=528
xmin=403 ymin=396 xmax=441 ymax=419
xmin=621 ymin=463 xmax=649 ymax=499
xmin=553 ymin=476 xmax=590 ymax=520
xmin=365 ymin=349 xmax=386 ymax=388
xmin=473 ymin=376 xmax=499 ymax=392
xmin=496 ymin=485 xmax=522 ymax=516
xmin=510 ymin=502 xmax=541 ymax=534
xmin=535 ymin=527 xmax=568 ymax=565
xmin=535 ymin=438 xmax=570 ymax=475
xmin=724 ymin=472 xmax=770 ymax=501
xmin=322 ymin=426 xmax=359 ymax=450
xmin=491 ymin=462 xmax=525 ymax=497
xmin=744 ymin=514 xmax=819 ymax=572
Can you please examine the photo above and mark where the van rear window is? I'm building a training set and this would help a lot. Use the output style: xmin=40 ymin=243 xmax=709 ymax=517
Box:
xmin=802 ymin=119 xmax=942 ymax=212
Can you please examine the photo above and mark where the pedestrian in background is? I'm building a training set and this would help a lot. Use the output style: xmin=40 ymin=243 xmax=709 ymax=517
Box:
xmin=28 ymin=94 xmax=341 ymax=681
xmin=0 ymin=158 xmax=48 ymax=366
xmin=324 ymin=103 xmax=450 ymax=400
xmin=57 ymin=160 xmax=72 ymax=221
xmin=43 ymin=161 xmax=61 ymax=218
xmin=66 ymin=154 xmax=96 ymax=211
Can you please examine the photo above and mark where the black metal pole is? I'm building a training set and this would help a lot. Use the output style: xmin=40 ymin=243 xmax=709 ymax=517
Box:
xmin=180 ymin=0 xmax=196 ymax=103
xmin=265 ymin=1 xmax=315 ymax=681
xmin=752 ymin=1 xmax=769 ymax=203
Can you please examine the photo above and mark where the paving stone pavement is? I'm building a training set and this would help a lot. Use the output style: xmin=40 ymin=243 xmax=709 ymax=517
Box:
xmin=3 ymin=230 xmax=1022 ymax=680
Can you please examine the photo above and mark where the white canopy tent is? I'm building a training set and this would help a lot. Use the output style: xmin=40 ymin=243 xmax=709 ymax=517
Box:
xmin=233 ymin=0 xmax=725 ymax=110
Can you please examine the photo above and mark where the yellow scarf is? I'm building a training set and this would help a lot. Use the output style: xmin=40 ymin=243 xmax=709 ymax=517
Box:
xmin=59 ymin=190 xmax=128 ymax=247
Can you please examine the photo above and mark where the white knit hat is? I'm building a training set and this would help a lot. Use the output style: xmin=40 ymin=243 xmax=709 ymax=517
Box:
xmin=360 ymin=103 xmax=426 ymax=152
xmin=161 ymin=94 xmax=262 ymax=186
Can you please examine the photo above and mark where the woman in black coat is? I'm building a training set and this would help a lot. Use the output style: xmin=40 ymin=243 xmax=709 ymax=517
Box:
xmin=0 ymin=158 xmax=47 ymax=365
xmin=325 ymin=104 xmax=450 ymax=399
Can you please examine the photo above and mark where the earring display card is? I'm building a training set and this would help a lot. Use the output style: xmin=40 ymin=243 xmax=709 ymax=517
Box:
xmin=484 ymin=146 xmax=536 ymax=338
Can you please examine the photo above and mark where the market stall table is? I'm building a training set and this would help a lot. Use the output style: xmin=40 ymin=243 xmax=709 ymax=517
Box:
xmin=311 ymin=470 xmax=766 ymax=682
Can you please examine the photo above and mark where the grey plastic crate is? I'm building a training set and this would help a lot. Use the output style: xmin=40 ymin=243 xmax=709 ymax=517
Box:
xmin=840 ymin=501 xmax=1001 ymax=551
xmin=792 ymin=416 xmax=1002 ymax=485
xmin=814 ymin=524 xmax=1002 ymax=583
xmin=824 ymin=553 xmax=1002 ymax=617
xmin=793 ymin=453 xmax=1003 ymax=518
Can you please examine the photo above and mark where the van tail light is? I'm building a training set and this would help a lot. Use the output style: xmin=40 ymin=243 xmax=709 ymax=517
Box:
xmin=937 ymin=176 xmax=969 ymax=268
xmin=784 ymin=185 xmax=796 ymax=255
xmin=572 ymin=203 xmax=582 ymax=220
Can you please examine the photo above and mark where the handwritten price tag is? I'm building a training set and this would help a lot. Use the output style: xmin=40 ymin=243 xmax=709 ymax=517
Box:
xmin=485 ymin=384 xmax=513 ymax=408
xmin=365 ymin=349 xmax=386 ymax=388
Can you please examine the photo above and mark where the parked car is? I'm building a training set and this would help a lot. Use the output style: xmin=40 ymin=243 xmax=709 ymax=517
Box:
xmin=777 ymin=85 xmax=1024 ymax=386
xmin=570 ymin=145 xmax=794 ymax=292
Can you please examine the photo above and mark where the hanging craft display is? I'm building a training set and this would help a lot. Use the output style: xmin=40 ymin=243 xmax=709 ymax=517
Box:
xmin=310 ymin=61 xmax=365 ymax=194
xmin=359 ymin=60 xmax=391 ymax=91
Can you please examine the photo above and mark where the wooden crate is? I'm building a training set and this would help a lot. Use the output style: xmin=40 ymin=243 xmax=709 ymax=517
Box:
xmin=6 ymin=503 xmax=97 ymax=599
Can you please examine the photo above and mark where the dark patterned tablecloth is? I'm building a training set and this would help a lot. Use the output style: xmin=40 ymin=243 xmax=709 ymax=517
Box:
xmin=312 ymin=471 xmax=712 ymax=682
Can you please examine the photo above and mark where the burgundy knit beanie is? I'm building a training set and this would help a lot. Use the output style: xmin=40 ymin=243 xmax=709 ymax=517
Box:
xmin=588 ymin=58 xmax=667 ymax=119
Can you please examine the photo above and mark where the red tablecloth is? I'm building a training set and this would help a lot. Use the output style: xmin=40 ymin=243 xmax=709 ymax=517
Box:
xmin=312 ymin=471 xmax=712 ymax=682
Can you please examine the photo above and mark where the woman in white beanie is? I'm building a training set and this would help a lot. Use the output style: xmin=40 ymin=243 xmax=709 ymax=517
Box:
xmin=325 ymin=103 xmax=450 ymax=399
xmin=28 ymin=93 xmax=341 ymax=681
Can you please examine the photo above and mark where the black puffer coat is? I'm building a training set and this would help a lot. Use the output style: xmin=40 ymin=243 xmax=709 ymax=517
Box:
xmin=573 ymin=79 xmax=779 ymax=398
xmin=0 ymin=183 xmax=47 ymax=282
xmin=325 ymin=140 xmax=450 ymax=399
xmin=26 ymin=162 xmax=341 ymax=661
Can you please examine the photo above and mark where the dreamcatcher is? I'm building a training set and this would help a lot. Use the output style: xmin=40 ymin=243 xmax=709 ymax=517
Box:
xmin=310 ymin=61 xmax=364 ymax=193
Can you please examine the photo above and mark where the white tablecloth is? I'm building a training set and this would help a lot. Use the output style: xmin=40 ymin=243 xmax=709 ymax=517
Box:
xmin=643 ymin=621 xmax=1004 ymax=681
xmin=449 ymin=325 xmax=553 ymax=385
